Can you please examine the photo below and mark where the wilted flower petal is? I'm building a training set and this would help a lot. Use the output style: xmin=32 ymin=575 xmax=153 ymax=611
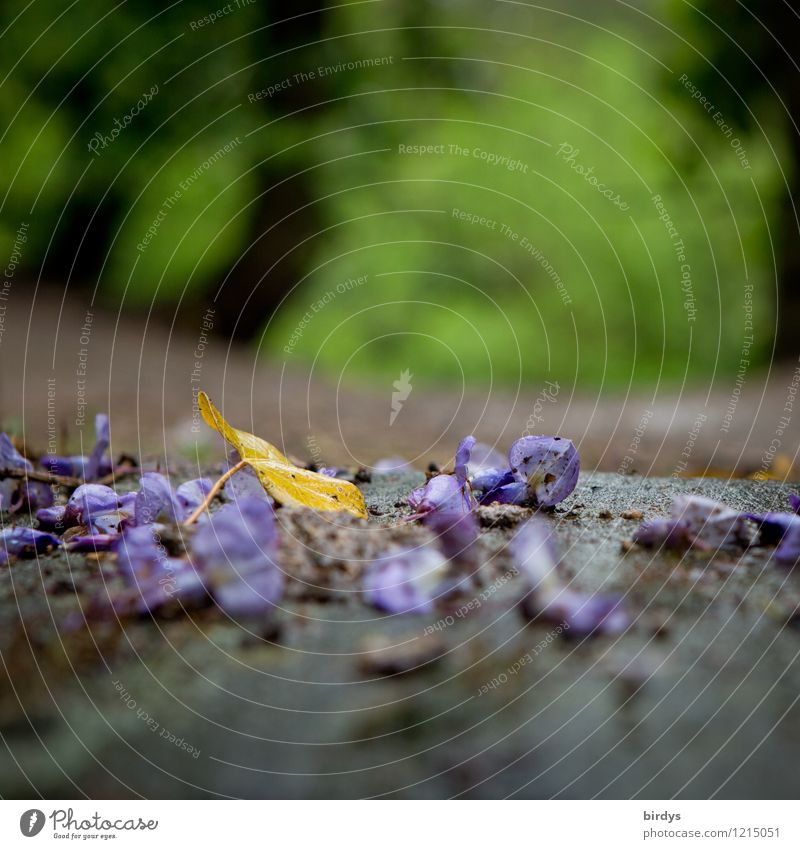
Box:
xmin=524 ymin=588 xmax=630 ymax=637
xmin=1 ymin=527 xmax=61 ymax=558
xmin=36 ymin=505 xmax=68 ymax=531
xmin=363 ymin=547 xmax=450 ymax=614
xmin=407 ymin=473 xmax=472 ymax=517
xmin=0 ymin=433 xmax=36 ymax=513
xmin=175 ymin=478 xmax=213 ymax=513
xmin=671 ymin=494 xmax=756 ymax=548
xmin=745 ymin=512 xmax=800 ymax=546
xmin=66 ymin=534 xmax=119 ymax=553
xmin=135 ymin=473 xmax=181 ymax=525
xmin=513 ymin=518 xmax=629 ymax=637
xmin=454 ymin=436 xmax=476 ymax=484
xmin=64 ymin=484 xmax=121 ymax=529
xmin=423 ymin=511 xmax=479 ymax=566
xmin=41 ymin=414 xmax=111 ymax=481
xmin=85 ymin=413 xmax=111 ymax=480
xmin=632 ymin=518 xmax=692 ymax=550
xmin=508 ymin=436 xmax=580 ymax=507
xmin=189 ymin=497 xmax=283 ymax=616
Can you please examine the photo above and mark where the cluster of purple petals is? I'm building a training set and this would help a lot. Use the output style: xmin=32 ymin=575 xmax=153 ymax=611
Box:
xmin=40 ymin=414 xmax=112 ymax=482
xmin=631 ymin=493 xmax=800 ymax=563
xmin=475 ymin=435 xmax=580 ymax=508
xmin=1 ymin=415 xmax=113 ymax=517
xmin=189 ymin=497 xmax=283 ymax=617
xmin=363 ymin=508 xmax=479 ymax=615
xmin=0 ymin=433 xmax=53 ymax=514
xmin=513 ymin=519 xmax=630 ymax=637
xmin=408 ymin=435 xmax=580 ymax=518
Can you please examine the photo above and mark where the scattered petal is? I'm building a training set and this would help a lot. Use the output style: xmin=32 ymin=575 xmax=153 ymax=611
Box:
xmin=1 ymin=527 xmax=61 ymax=558
xmin=513 ymin=519 xmax=629 ymax=637
xmin=134 ymin=473 xmax=181 ymax=525
xmin=408 ymin=474 xmax=472 ymax=517
xmin=423 ymin=511 xmax=479 ymax=566
xmin=189 ymin=497 xmax=283 ymax=616
xmin=363 ymin=547 xmax=450 ymax=614
xmin=632 ymin=518 xmax=692 ymax=550
xmin=508 ymin=436 xmax=580 ymax=507
xmin=671 ymin=494 xmax=757 ymax=549
xmin=175 ymin=478 xmax=214 ymax=514
xmin=65 ymin=534 xmax=119 ymax=553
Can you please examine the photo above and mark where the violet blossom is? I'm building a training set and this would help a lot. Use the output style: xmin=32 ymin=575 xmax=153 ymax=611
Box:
xmin=363 ymin=546 xmax=451 ymax=615
xmin=465 ymin=435 xmax=580 ymax=508
xmin=633 ymin=495 xmax=756 ymax=551
xmin=189 ymin=497 xmax=283 ymax=617
xmin=40 ymin=413 xmax=112 ymax=481
xmin=513 ymin=519 xmax=629 ymax=637
xmin=0 ymin=433 xmax=53 ymax=513
xmin=111 ymin=525 xmax=206 ymax=615
xmin=406 ymin=436 xmax=477 ymax=518
xmin=1 ymin=527 xmax=61 ymax=558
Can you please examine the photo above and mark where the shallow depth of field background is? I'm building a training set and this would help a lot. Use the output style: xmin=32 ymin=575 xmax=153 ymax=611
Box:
xmin=2 ymin=0 xmax=795 ymax=388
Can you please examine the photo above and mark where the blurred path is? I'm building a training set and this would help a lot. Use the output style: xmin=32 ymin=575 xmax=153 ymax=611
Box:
xmin=1 ymin=285 xmax=798 ymax=478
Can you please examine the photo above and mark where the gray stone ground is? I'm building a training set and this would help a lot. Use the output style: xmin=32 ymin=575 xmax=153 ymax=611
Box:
xmin=1 ymin=471 xmax=799 ymax=799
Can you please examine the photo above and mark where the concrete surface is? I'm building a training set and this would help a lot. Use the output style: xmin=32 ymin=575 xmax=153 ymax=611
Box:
xmin=1 ymin=471 xmax=799 ymax=799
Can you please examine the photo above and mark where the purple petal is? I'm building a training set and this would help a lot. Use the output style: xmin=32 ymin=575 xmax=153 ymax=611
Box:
xmin=508 ymin=436 xmax=580 ymax=507
xmin=746 ymin=512 xmax=800 ymax=546
xmin=85 ymin=413 xmax=111 ymax=480
xmin=36 ymin=505 xmax=68 ymax=531
xmin=471 ymin=466 xmax=513 ymax=494
xmin=423 ymin=511 xmax=479 ymax=565
xmin=115 ymin=525 xmax=172 ymax=582
xmin=454 ymin=436 xmax=476 ymax=485
xmin=64 ymin=484 xmax=121 ymax=528
xmin=363 ymin=547 xmax=449 ymax=614
xmin=633 ymin=518 xmax=692 ymax=550
xmin=775 ymin=520 xmax=800 ymax=566
xmin=525 ymin=588 xmax=630 ymax=637
xmin=789 ymin=494 xmax=800 ymax=514
xmin=1 ymin=527 xmax=61 ymax=558
xmin=11 ymin=479 xmax=54 ymax=513
xmin=0 ymin=433 xmax=34 ymax=513
xmin=0 ymin=432 xmax=32 ymax=472
xmin=175 ymin=478 xmax=213 ymax=513
xmin=66 ymin=534 xmax=119 ymax=553
xmin=189 ymin=497 xmax=282 ymax=616
xmin=511 ymin=519 xmax=560 ymax=587
xmin=41 ymin=455 xmax=88 ymax=477
xmin=134 ymin=473 xmax=180 ymax=525
xmin=671 ymin=495 xmax=756 ymax=548
xmin=407 ymin=474 xmax=473 ymax=517
xmin=480 ymin=478 xmax=529 ymax=505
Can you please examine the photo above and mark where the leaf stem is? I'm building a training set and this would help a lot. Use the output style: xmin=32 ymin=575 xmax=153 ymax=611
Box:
xmin=183 ymin=460 xmax=248 ymax=526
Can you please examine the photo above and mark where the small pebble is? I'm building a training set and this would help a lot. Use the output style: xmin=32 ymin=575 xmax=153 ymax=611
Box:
xmin=359 ymin=632 xmax=444 ymax=676
xmin=598 ymin=509 xmax=613 ymax=519
xmin=621 ymin=509 xmax=643 ymax=520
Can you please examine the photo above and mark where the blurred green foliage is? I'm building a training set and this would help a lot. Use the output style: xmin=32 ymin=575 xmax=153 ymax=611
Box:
xmin=0 ymin=0 xmax=788 ymax=387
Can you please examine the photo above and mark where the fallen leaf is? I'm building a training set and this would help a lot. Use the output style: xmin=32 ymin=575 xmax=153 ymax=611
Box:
xmin=198 ymin=392 xmax=368 ymax=518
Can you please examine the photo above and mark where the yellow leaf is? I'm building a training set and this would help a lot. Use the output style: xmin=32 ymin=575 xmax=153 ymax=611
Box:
xmin=198 ymin=392 xmax=368 ymax=518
